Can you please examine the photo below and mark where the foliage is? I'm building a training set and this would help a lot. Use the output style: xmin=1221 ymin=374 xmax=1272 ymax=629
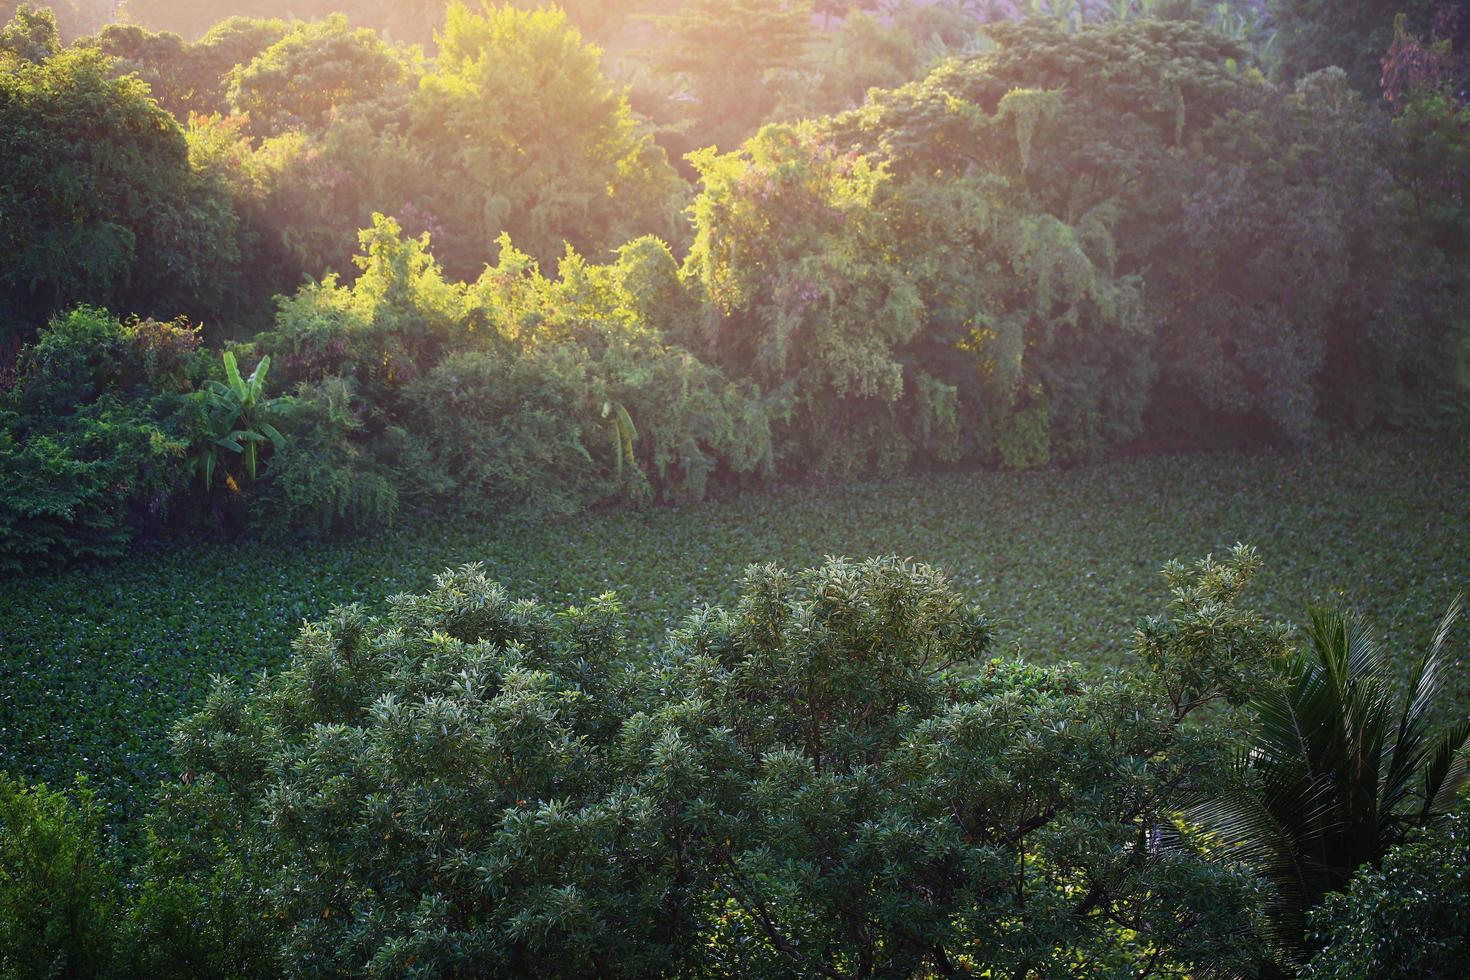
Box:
xmin=645 ymin=0 xmax=818 ymax=150
xmin=784 ymin=4 xmax=981 ymax=119
xmin=120 ymin=0 xmax=448 ymax=45
xmin=0 ymin=2 xmax=60 ymax=60
xmin=406 ymin=2 xmax=684 ymax=274
xmin=1270 ymin=0 xmax=1451 ymax=93
xmin=251 ymin=215 xmax=770 ymax=519
xmin=687 ymin=124 xmax=943 ymax=477
xmin=246 ymin=376 xmax=398 ymax=537
xmin=1197 ymin=595 xmax=1470 ymax=968
xmin=399 ymin=347 xmax=609 ymax=519
xmin=193 ymin=350 xmax=287 ymax=493
xmin=83 ymin=16 xmax=290 ymax=119
xmin=224 ymin=13 xmax=414 ymax=137
xmin=1303 ymin=801 xmax=1470 ymax=979
xmin=0 ymin=774 xmax=118 ymax=980
xmin=0 ymin=0 xmax=107 ymax=44
xmin=136 ymin=551 xmax=1280 ymax=976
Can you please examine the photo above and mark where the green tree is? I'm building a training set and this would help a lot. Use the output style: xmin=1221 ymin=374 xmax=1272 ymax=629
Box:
xmin=225 ymin=13 xmax=415 ymax=137
xmin=410 ymin=2 xmax=684 ymax=274
xmin=645 ymin=0 xmax=818 ymax=150
xmin=84 ymin=17 xmax=290 ymax=119
xmin=686 ymin=123 xmax=946 ymax=477
xmin=1197 ymin=596 xmax=1470 ymax=969
xmin=0 ymin=45 xmax=242 ymax=325
xmin=1 ymin=0 xmax=107 ymax=42
xmin=0 ymin=308 xmax=201 ymax=570
xmin=0 ymin=775 xmax=119 ymax=980
xmin=146 ymin=549 xmax=1283 ymax=976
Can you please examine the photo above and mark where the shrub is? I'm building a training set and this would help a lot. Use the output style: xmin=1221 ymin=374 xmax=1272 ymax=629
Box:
xmin=0 ymin=309 xmax=199 ymax=570
xmin=0 ymin=774 xmax=118 ymax=979
xmin=248 ymin=376 xmax=398 ymax=537
xmin=148 ymin=549 xmax=1285 ymax=976
xmin=1304 ymin=803 xmax=1470 ymax=979
xmin=399 ymin=348 xmax=607 ymax=520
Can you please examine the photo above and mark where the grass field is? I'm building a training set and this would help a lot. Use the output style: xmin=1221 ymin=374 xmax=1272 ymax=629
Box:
xmin=3 ymin=434 xmax=1468 ymax=824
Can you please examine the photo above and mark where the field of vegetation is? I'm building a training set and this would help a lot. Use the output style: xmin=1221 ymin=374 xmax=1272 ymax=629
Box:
xmin=6 ymin=434 xmax=1467 ymax=825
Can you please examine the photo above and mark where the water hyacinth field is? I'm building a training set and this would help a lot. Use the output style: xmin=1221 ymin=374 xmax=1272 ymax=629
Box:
xmin=6 ymin=434 xmax=1467 ymax=824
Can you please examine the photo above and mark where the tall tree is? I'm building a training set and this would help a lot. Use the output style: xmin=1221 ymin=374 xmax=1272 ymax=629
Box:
xmin=0 ymin=43 xmax=241 ymax=326
xmin=408 ymin=2 xmax=684 ymax=274
xmin=645 ymin=0 xmax=817 ymax=150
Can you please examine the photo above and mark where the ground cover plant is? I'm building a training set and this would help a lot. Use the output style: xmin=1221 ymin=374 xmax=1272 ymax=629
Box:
xmin=4 ymin=433 xmax=1468 ymax=828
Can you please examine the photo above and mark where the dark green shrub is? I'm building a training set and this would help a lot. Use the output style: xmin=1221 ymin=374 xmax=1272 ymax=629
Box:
xmin=0 ymin=401 xmax=188 ymax=570
xmin=1304 ymin=803 xmax=1470 ymax=979
xmin=400 ymin=348 xmax=606 ymax=520
xmin=0 ymin=774 xmax=118 ymax=979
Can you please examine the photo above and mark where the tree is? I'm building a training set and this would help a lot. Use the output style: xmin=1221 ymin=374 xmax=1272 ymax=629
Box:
xmin=1197 ymin=596 xmax=1470 ymax=969
xmin=686 ymin=124 xmax=947 ymax=477
xmin=120 ymin=0 xmax=449 ymax=44
xmin=225 ymin=13 xmax=414 ymax=137
xmin=0 ymin=775 xmax=119 ymax=979
xmin=1 ymin=0 xmax=108 ymax=42
xmin=406 ymin=2 xmax=684 ymax=274
xmin=84 ymin=16 xmax=291 ymax=119
xmin=1270 ymin=0 xmax=1455 ymax=93
xmin=1303 ymin=802 xmax=1470 ymax=980
xmin=0 ymin=46 xmax=241 ymax=326
xmin=645 ymin=0 xmax=818 ymax=150
xmin=140 ymin=550 xmax=1287 ymax=976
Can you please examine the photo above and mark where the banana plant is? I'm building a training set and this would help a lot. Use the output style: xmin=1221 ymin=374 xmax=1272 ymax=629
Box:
xmin=602 ymin=400 xmax=638 ymax=481
xmin=195 ymin=351 xmax=288 ymax=493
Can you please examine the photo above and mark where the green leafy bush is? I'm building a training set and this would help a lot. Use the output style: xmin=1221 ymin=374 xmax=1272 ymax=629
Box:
xmin=0 ymin=774 xmax=118 ymax=980
xmin=0 ymin=309 xmax=201 ymax=570
xmin=400 ymin=347 xmax=605 ymax=520
xmin=247 ymin=376 xmax=398 ymax=537
xmin=1304 ymin=802 xmax=1470 ymax=979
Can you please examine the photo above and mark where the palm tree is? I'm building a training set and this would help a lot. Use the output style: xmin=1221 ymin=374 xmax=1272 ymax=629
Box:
xmin=1197 ymin=595 xmax=1470 ymax=971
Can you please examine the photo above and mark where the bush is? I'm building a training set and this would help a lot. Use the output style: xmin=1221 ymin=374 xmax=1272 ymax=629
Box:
xmin=247 ymin=376 xmax=398 ymax=537
xmin=0 ymin=309 xmax=200 ymax=570
xmin=146 ymin=549 xmax=1284 ymax=976
xmin=0 ymin=774 xmax=118 ymax=979
xmin=1304 ymin=803 xmax=1470 ymax=979
xmin=400 ymin=348 xmax=607 ymax=520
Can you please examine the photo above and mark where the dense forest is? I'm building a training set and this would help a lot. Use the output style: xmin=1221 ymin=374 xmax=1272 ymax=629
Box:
xmin=2 ymin=1 xmax=1469 ymax=978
